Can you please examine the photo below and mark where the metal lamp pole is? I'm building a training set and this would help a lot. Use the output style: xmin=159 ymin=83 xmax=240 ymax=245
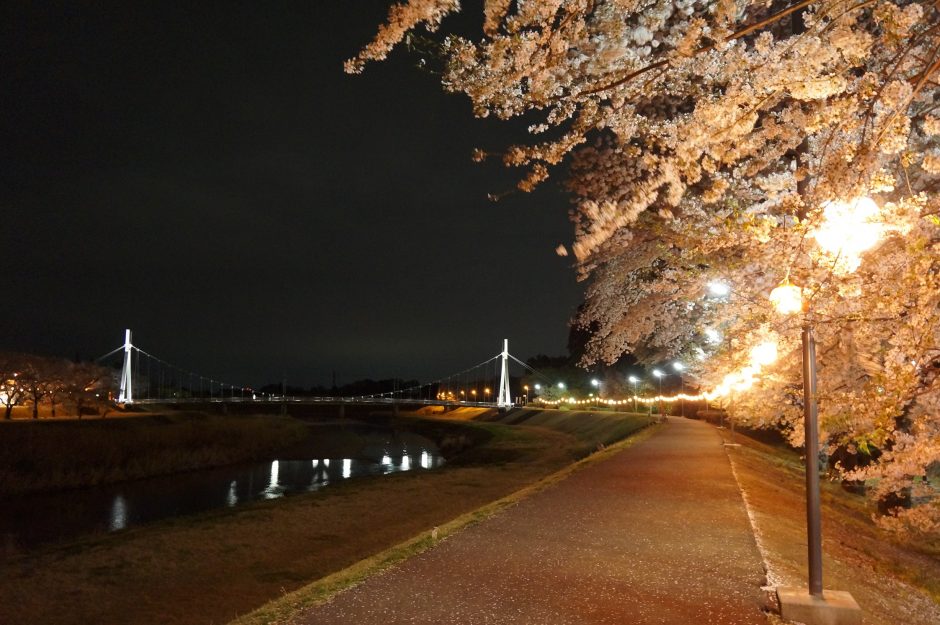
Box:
xmin=802 ymin=322 xmax=823 ymax=595
xmin=658 ymin=377 xmax=663 ymax=416
xmin=653 ymin=370 xmax=664 ymax=418
xmin=673 ymin=362 xmax=685 ymax=417
xmin=770 ymin=279 xmax=824 ymax=598
xmin=629 ymin=376 xmax=639 ymax=413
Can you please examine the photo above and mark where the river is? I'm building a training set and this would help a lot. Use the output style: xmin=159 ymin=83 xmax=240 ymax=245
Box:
xmin=0 ymin=423 xmax=444 ymax=551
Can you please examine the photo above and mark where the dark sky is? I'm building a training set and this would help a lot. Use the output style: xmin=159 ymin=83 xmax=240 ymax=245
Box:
xmin=1 ymin=1 xmax=582 ymax=387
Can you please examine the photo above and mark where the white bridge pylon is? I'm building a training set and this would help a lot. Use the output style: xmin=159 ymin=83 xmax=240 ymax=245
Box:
xmin=497 ymin=338 xmax=512 ymax=409
xmin=118 ymin=328 xmax=133 ymax=404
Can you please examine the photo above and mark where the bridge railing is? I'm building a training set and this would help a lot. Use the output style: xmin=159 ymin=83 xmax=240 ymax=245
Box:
xmin=132 ymin=396 xmax=503 ymax=407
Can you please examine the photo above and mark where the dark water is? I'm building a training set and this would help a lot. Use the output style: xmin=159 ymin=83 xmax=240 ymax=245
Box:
xmin=0 ymin=425 xmax=444 ymax=551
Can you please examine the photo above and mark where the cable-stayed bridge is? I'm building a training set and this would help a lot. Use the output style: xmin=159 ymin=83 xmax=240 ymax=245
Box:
xmin=97 ymin=330 xmax=548 ymax=409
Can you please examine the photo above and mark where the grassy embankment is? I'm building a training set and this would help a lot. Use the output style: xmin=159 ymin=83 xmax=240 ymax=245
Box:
xmin=0 ymin=412 xmax=308 ymax=496
xmin=0 ymin=409 xmax=651 ymax=625
xmin=723 ymin=428 xmax=940 ymax=625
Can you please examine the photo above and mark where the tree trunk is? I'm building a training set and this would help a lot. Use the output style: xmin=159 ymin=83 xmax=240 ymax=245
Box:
xmin=4 ymin=404 xmax=11 ymax=420
xmin=32 ymin=401 xmax=39 ymax=419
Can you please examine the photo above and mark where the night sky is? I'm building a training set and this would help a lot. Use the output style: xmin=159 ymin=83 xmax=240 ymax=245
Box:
xmin=1 ymin=1 xmax=582 ymax=387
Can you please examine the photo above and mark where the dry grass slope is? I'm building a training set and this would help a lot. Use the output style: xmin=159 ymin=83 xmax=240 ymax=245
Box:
xmin=725 ymin=429 xmax=940 ymax=625
xmin=0 ymin=412 xmax=308 ymax=496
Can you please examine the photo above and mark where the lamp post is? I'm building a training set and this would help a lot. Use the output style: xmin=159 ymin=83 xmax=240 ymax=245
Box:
xmin=673 ymin=362 xmax=685 ymax=417
xmin=523 ymin=384 xmax=529 ymax=405
xmin=628 ymin=375 xmax=639 ymax=413
xmin=771 ymin=273 xmax=861 ymax=620
xmin=770 ymin=279 xmax=823 ymax=596
xmin=652 ymin=369 xmax=664 ymax=418
xmin=590 ymin=378 xmax=600 ymax=408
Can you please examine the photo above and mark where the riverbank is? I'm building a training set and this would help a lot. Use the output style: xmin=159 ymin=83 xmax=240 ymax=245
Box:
xmin=0 ymin=409 xmax=650 ymax=625
xmin=0 ymin=412 xmax=308 ymax=497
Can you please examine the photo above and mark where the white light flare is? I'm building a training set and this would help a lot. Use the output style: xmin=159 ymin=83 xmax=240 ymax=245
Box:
xmin=750 ymin=342 xmax=778 ymax=367
xmin=708 ymin=281 xmax=730 ymax=296
xmin=811 ymin=197 xmax=883 ymax=273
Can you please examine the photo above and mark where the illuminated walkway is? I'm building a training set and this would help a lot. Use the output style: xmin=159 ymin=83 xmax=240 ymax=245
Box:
xmin=294 ymin=417 xmax=767 ymax=624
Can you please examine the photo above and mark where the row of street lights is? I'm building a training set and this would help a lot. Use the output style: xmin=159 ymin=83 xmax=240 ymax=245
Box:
xmin=524 ymin=367 xmax=690 ymax=417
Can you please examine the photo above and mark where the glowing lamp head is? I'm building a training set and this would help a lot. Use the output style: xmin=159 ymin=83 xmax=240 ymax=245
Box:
xmin=812 ymin=197 xmax=882 ymax=273
xmin=628 ymin=375 xmax=639 ymax=383
xmin=707 ymin=281 xmax=730 ymax=296
xmin=672 ymin=362 xmax=684 ymax=371
xmin=557 ymin=382 xmax=566 ymax=389
xmin=534 ymin=384 xmax=541 ymax=390
xmin=770 ymin=279 xmax=803 ymax=315
xmin=652 ymin=369 xmax=663 ymax=378
xmin=591 ymin=378 xmax=600 ymax=387
xmin=750 ymin=341 xmax=778 ymax=367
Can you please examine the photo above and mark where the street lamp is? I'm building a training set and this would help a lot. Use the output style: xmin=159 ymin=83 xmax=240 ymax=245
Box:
xmin=470 ymin=389 xmax=477 ymax=402
xmin=673 ymin=362 xmax=685 ymax=417
xmin=769 ymin=196 xmax=875 ymax=621
xmin=652 ymin=369 xmax=664 ymax=418
xmin=590 ymin=378 xmax=600 ymax=407
xmin=484 ymin=387 xmax=490 ymax=403
xmin=628 ymin=375 xmax=639 ymax=413
xmin=769 ymin=278 xmax=826 ymax=595
xmin=707 ymin=281 xmax=730 ymax=296
xmin=523 ymin=384 xmax=529 ymax=404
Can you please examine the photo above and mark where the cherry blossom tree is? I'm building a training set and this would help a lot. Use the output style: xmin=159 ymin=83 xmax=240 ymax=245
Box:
xmin=0 ymin=357 xmax=25 ymax=420
xmin=352 ymin=1 xmax=940 ymax=534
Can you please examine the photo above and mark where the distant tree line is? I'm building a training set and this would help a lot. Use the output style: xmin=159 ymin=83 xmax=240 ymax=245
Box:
xmin=258 ymin=378 xmax=421 ymax=398
xmin=0 ymin=353 xmax=114 ymax=419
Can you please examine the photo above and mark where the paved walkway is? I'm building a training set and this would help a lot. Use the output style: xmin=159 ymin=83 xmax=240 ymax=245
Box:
xmin=295 ymin=417 xmax=767 ymax=624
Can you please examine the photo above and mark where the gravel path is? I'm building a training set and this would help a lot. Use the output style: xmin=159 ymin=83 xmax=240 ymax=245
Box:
xmin=294 ymin=417 xmax=767 ymax=624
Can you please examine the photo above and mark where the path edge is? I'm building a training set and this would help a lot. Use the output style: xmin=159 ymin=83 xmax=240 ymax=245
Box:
xmin=228 ymin=421 xmax=663 ymax=625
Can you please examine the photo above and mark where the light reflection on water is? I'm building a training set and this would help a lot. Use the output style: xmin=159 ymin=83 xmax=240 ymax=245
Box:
xmin=224 ymin=453 xmax=444 ymax=506
xmin=227 ymin=481 xmax=237 ymax=507
xmin=2 ymin=428 xmax=445 ymax=551
xmin=109 ymin=495 xmax=127 ymax=531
